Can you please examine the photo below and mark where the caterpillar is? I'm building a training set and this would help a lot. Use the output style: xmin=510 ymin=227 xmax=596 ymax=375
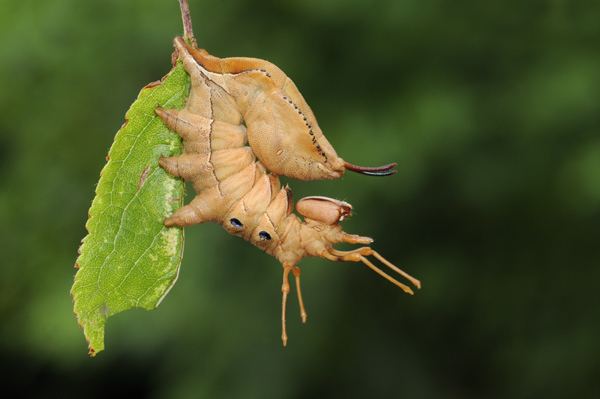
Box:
xmin=158 ymin=37 xmax=420 ymax=345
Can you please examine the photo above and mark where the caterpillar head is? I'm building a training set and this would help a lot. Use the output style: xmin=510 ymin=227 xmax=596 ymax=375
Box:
xmin=295 ymin=196 xmax=421 ymax=294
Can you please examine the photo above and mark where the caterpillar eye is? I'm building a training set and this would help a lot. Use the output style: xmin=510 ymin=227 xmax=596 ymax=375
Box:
xmin=258 ymin=231 xmax=272 ymax=241
xmin=230 ymin=218 xmax=243 ymax=228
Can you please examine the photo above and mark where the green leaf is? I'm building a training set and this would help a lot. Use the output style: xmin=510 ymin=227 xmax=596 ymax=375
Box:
xmin=71 ymin=62 xmax=190 ymax=356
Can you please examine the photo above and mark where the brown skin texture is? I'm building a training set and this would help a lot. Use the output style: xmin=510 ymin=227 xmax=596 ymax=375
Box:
xmin=159 ymin=38 xmax=419 ymax=346
xmin=175 ymin=37 xmax=345 ymax=181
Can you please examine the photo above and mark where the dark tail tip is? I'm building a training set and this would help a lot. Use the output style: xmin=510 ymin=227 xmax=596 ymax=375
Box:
xmin=344 ymin=161 xmax=397 ymax=176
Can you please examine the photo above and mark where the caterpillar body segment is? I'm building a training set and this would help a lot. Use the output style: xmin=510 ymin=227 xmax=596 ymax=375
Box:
xmin=159 ymin=38 xmax=419 ymax=346
xmin=173 ymin=37 xmax=397 ymax=181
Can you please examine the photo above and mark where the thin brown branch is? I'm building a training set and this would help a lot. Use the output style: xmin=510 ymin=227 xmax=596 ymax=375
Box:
xmin=178 ymin=0 xmax=196 ymax=46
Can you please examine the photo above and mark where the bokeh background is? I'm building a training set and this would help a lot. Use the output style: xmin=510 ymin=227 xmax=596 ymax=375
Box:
xmin=1 ymin=0 xmax=600 ymax=397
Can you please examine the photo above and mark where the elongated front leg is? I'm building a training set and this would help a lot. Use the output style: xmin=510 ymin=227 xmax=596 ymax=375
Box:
xmin=292 ymin=266 xmax=308 ymax=323
xmin=281 ymin=264 xmax=293 ymax=347
xmin=324 ymin=248 xmax=420 ymax=295
xmin=331 ymin=248 xmax=421 ymax=289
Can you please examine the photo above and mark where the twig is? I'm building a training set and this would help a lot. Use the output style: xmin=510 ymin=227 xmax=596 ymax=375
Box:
xmin=178 ymin=0 xmax=196 ymax=46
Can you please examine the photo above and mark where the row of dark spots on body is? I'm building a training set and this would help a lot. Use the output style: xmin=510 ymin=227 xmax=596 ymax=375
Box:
xmin=240 ymin=68 xmax=272 ymax=79
xmin=281 ymin=95 xmax=327 ymax=162
xmin=229 ymin=218 xmax=272 ymax=241
xmin=258 ymin=68 xmax=272 ymax=78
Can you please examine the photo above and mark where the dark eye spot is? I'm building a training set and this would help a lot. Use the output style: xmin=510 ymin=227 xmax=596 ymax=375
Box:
xmin=230 ymin=218 xmax=243 ymax=228
xmin=258 ymin=231 xmax=271 ymax=241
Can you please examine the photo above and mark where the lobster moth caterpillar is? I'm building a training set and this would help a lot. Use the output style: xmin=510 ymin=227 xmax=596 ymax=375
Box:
xmin=159 ymin=37 xmax=420 ymax=346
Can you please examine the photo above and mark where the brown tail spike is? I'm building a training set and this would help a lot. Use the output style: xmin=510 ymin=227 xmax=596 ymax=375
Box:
xmin=344 ymin=161 xmax=397 ymax=176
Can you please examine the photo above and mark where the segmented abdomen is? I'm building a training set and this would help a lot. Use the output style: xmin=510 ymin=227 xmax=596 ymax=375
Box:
xmin=156 ymin=104 xmax=292 ymax=252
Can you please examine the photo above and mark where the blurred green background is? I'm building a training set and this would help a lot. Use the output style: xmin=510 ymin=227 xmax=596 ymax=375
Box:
xmin=1 ymin=0 xmax=600 ymax=397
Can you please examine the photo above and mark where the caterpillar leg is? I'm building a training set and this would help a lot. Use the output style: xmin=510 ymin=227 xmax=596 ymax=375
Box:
xmin=331 ymin=248 xmax=421 ymax=289
xmin=326 ymin=248 xmax=420 ymax=294
xmin=292 ymin=266 xmax=308 ymax=323
xmin=281 ymin=264 xmax=293 ymax=347
xmin=340 ymin=233 xmax=373 ymax=245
